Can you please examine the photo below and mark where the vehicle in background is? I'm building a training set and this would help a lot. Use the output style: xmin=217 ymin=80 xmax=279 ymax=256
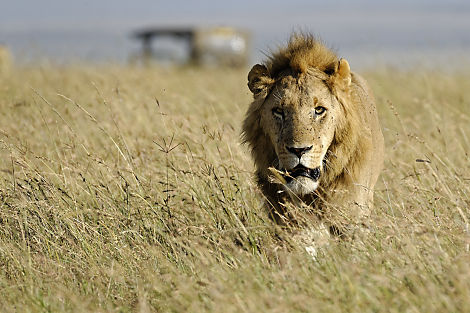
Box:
xmin=132 ymin=26 xmax=250 ymax=67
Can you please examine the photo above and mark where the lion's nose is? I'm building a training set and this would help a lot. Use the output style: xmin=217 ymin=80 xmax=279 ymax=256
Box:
xmin=286 ymin=145 xmax=313 ymax=158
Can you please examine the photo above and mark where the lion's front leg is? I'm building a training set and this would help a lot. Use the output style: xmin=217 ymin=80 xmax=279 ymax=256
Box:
xmin=321 ymin=188 xmax=373 ymax=239
xmin=294 ymin=222 xmax=331 ymax=259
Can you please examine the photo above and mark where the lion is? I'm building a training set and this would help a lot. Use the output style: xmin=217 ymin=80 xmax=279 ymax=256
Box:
xmin=242 ymin=34 xmax=384 ymax=236
xmin=0 ymin=45 xmax=12 ymax=74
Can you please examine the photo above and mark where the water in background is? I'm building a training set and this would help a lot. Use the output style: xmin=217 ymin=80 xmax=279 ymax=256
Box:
xmin=1 ymin=1 xmax=470 ymax=70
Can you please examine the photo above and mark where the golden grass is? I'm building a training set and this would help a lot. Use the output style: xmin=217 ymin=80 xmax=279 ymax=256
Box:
xmin=0 ymin=64 xmax=469 ymax=312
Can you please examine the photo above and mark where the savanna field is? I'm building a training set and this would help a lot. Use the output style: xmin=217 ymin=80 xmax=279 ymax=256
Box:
xmin=0 ymin=63 xmax=470 ymax=312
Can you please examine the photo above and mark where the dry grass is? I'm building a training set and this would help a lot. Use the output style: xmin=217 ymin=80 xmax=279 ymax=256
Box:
xmin=0 ymin=63 xmax=469 ymax=312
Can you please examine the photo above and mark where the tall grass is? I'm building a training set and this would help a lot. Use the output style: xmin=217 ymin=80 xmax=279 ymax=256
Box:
xmin=0 ymin=64 xmax=469 ymax=312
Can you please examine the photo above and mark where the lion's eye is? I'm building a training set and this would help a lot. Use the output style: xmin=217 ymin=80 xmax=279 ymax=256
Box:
xmin=314 ymin=106 xmax=326 ymax=115
xmin=272 ymin=108 xmax=284 ymax=119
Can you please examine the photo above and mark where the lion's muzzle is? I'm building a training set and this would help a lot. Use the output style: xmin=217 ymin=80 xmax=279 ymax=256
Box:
xmin=285 ymin=165 xmax=321 ymax=182
xmin=282 ymin=164 xmax=321 ymax=195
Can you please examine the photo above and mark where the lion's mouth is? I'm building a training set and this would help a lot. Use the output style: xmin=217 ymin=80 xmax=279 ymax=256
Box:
xmin=285 ymin=165 xmax=321 ymax=183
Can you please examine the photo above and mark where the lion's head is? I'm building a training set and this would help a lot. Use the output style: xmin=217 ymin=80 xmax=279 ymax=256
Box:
xmin=243 ymin=34 xmax=362 ymax=201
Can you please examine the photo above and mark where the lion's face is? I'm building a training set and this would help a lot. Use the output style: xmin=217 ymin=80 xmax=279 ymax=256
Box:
xmin=260 ymin=71 xmax=342 ymax=196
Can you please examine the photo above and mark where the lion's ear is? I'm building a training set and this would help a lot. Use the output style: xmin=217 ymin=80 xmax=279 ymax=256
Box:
xmin=248 ymin=64 xmax=274 ymax=97
xmin=332 ymin=58 xmax=351 ymax=90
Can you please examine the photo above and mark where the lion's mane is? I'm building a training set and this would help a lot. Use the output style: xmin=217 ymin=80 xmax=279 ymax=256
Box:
xmin=242 ymin=34 xmax=382 ymax=218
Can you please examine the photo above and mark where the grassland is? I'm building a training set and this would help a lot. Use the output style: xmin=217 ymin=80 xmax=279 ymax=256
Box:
xmin=0 ymin=63 xmax=469 ymax=312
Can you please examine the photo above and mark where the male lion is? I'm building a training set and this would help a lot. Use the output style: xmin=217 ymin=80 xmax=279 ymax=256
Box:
xmin=242 ymin=34 xmax=384 ymax=234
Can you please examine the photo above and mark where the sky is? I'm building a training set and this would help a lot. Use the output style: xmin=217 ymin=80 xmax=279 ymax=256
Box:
xmin=1 ymin=0 xmax=470 ymax=67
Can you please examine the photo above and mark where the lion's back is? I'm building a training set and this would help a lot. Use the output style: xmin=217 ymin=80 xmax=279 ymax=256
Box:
xmin=350 ymin=72 xmax=384 ymax=206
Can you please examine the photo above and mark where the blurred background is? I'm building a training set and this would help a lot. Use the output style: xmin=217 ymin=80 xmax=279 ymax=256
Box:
xmin=1 ymin=0 xmax=470 ymax=69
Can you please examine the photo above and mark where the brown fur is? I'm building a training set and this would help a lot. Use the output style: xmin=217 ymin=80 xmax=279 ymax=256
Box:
xmin=242 ymin=34 xmax=384 ymax=229
xmin=268 ymin=34 xmax=338 ymax=77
